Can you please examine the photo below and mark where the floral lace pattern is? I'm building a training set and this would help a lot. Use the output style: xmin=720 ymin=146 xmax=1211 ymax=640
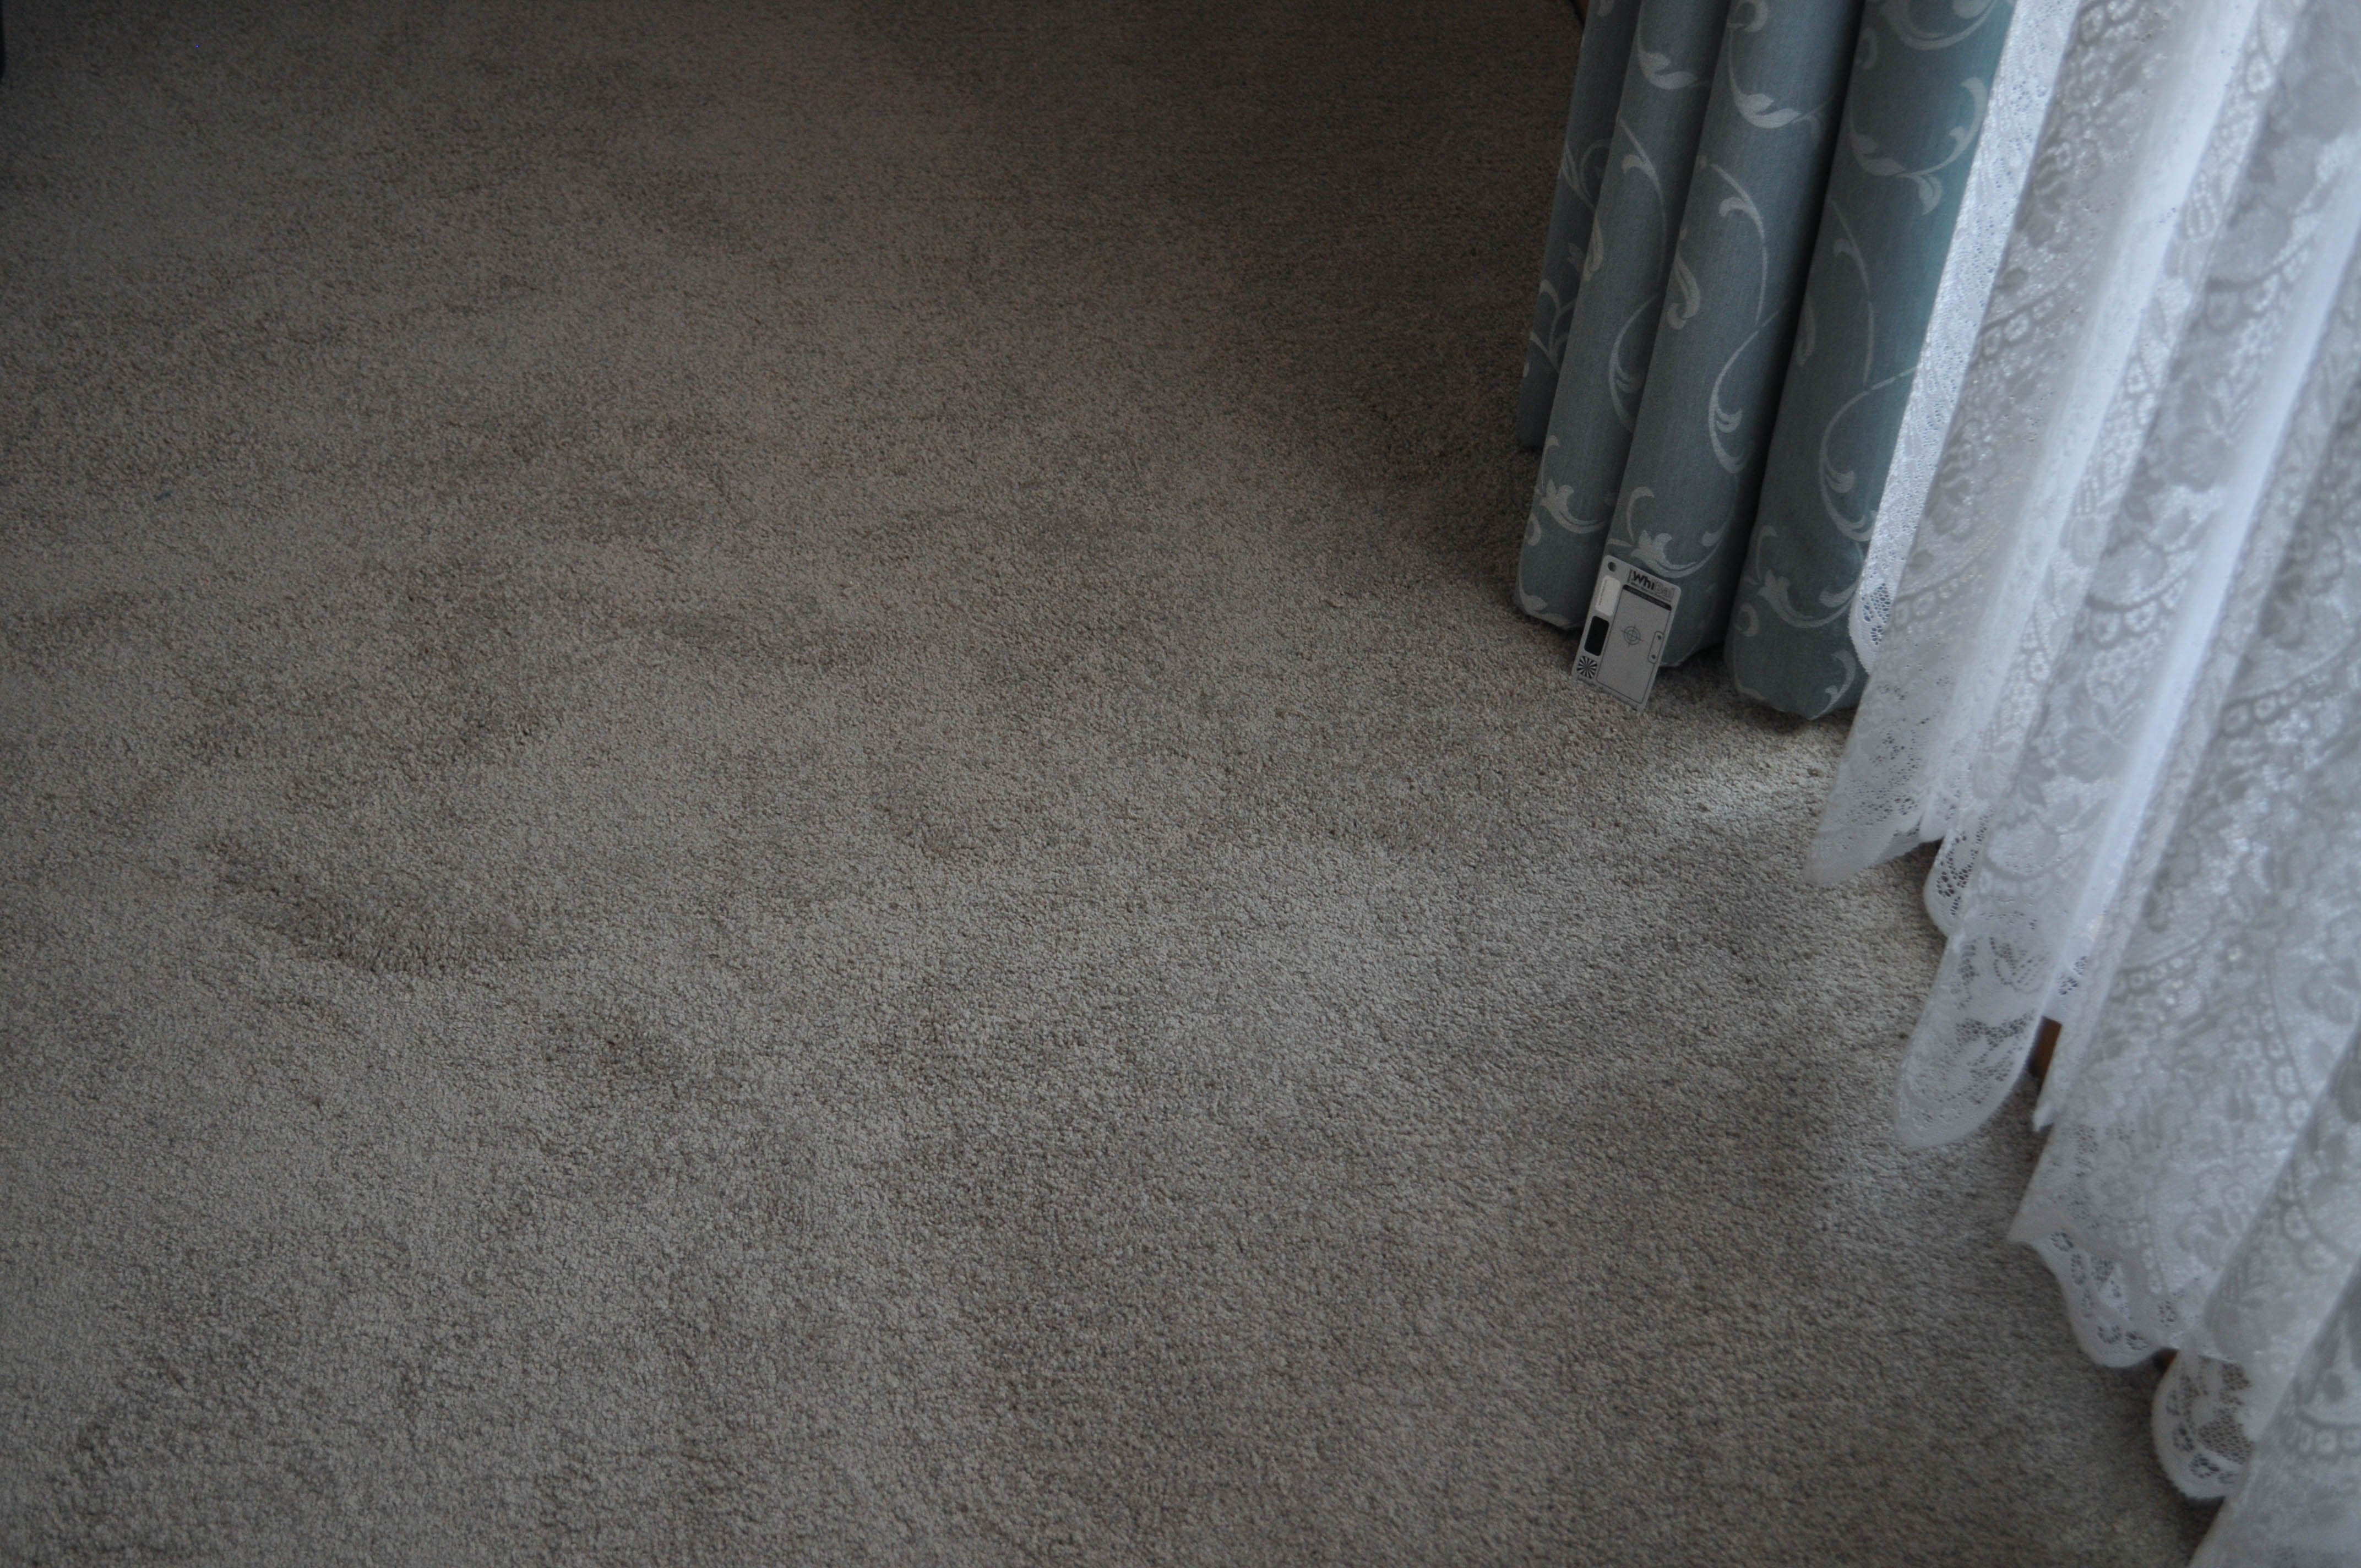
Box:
xmin=1845 ymin=0 xmax=2079 ymax=675
xmin=2016 ymin=233 xmax=2361 ymax=1551
xmin=1813 ymin=0 xmax=2361 ymax=1555
xmin=1807 ymin=0 xmax=2288 ymax=888
xmin=1892 ymin=0 xmax=2353 ymax=1146
xmin=2189 ymin=1287 xmax=2361 ymax=1566
xmin=2157 ymin=1355 xmax=2256 ymax=1501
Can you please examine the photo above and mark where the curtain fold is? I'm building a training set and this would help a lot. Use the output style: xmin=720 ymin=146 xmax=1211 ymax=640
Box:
xmin=1837 ymin=0 xmax=2077 ymax=683
xmin=2011 ymin=223 xmax=2361 ymax=1543
xmin=1726 ymin=0 xmax=2024 ymax=717
xmin=1516 ymin=0 xmax=1646 ymax=449
xmin=1517 ymin=0 xmax=1732 ymax=631
xmin=1600 ymin=0 xmax=1861 ymax=666
xmin=1808 ymin=0 xmax=2361 ymax=1554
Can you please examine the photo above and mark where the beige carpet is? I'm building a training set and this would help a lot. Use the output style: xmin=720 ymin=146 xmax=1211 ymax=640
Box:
xmin=0 ymin=1 xmax=2210 ymax=1561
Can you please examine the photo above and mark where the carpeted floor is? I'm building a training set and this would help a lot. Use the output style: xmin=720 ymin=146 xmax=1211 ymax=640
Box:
xmin=0 ymin=2 xmax=2212 ymax=1562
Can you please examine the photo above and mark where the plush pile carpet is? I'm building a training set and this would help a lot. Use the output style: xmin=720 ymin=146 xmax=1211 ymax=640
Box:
xmin=0 ymin=1 xmax=2210 ymax=1561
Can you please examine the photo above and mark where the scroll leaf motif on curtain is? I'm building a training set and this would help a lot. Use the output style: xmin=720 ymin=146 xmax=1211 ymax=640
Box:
xmin=1727 ymin=0 xmax=2015 ymax=718
xmin=1598 ymin=0 xmax=1864 ymax=667
xmin=1516 ymin=0 xmax=1732 ymax=630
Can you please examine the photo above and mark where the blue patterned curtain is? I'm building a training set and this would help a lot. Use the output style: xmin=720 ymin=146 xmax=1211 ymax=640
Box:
xmin=1516 ymin=0 xmax=1733 ymax=634
xmin=1515 ymin=0 xmax=2021 ymax=716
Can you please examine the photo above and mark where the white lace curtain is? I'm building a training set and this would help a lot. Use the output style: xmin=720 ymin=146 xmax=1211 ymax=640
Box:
xmin=1809 ymin=0 xmax=2361 ymax=1559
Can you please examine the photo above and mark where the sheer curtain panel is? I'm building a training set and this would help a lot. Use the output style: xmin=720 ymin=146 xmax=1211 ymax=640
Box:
xmin=1811 ymin=0 xmax=2361 ymax=1556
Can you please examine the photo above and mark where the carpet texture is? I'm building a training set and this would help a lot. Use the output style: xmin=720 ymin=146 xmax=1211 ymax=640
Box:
xmin=0 ymin=2 xmax=2211 ymax=1562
